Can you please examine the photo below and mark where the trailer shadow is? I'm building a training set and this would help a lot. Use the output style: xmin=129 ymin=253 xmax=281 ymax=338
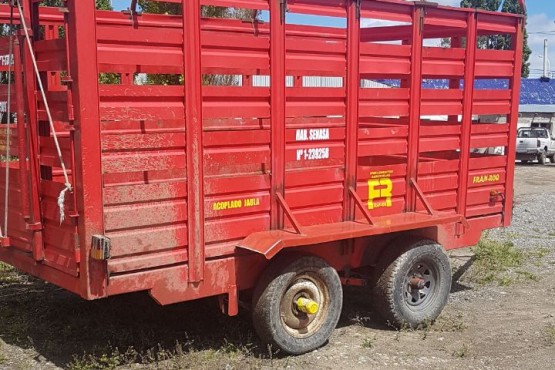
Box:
xmin=0 ymin=271 xmax=264 ymax=368
xmin=0 ymin=256 xmax=477 ymax=368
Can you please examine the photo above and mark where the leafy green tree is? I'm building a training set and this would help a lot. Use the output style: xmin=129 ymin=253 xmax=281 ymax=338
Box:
xmin=137 ymin=2 xmax=258 ymax=85
xmin=460 ymin=0 xmax=531 ymax=77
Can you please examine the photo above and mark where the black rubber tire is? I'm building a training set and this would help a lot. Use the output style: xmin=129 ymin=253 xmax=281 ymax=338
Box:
xmin=252 ymin=255 xmax=343 ymax=355
xmin=538 ymin=152 xmax=547 ymax=165
xmin=521 ymin=160 xmax=529 ymax=164
xmin=550 ymin=155 xmax=555 ymax=164
xmin=372 ymin=240 xmax=451 ymax=329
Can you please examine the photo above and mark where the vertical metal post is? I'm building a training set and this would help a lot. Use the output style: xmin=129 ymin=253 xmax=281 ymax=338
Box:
xmin=20 ymin=0 xmax=44 ymax=261
xmin=543 ymin=39 xmax=549 ymax=79
xmin=344 ymin=0 xmax=360 ymax=221
xmin=67 ymin=0 xmax=106 ymax=298
xmin=457 ymin=12 xmax=477 ymax=221
xmin=183 ymin=0 xmax=205 ymax=282
xmin=406 ymin=6 xmax=424 ymax=212
xmin=14 ymin=39 xmax=30 ymax=220
xmin=504 ymin=17 xmax=524 ymax=226
xmin=270 ymin=0 xmax=286 ymax=229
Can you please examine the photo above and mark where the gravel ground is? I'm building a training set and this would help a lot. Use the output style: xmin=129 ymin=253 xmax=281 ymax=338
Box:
xmin=0 ymin=163 xmax=554 ymax=369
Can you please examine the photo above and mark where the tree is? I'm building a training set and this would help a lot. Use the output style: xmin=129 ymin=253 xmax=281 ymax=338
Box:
xmin=137 ymin=2 xmax=259 ymax=85
xmin=460 ymin=0 xmax=531 ymax=77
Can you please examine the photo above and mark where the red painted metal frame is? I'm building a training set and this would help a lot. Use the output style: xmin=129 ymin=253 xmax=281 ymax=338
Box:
xmin=504 ymin=17 xmax=524 ymax=226
xmin=20 ymin=0 xmax=44 ymax=261
xmin=13 ymin=38 xmax=30 ymax=221
xmin=0 ymin=0 xmax=526 ymax=307
xmin=183 ymin=0 xmax=205 ymax=283
xmin=270 ymin=0 xmax=286 ymax=230
xmin=406 ymin=5 xmax=423 ymax=213
xmin=67 ymin=0 xmax=106 ymax=298
xmin=344 ymin=0 xmax=360 ymax=221
xmin=457 ymin=12 xmax=477 ymax=221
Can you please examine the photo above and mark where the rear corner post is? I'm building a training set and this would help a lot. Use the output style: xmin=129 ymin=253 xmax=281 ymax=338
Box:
xmin=504 ymin=16 xmax=525 ymax=226
xmin=66 ymin=0 xmax=106 ymax=298
xmin=183 ymin=0 xmax=205 ymax=283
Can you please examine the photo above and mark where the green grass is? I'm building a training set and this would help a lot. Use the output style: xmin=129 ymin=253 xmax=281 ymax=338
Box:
xmin=530 ymin=247 xmax=550 ymax=259
xmin=544 ymin=324 xmax=555 ymax=346
xmin=0 ymin=342 xmax=6 ymax=365
xmin=68 ymin=347 xmax=138 ymax=370
xmin=0 ymin=262 xmax=17 ymax=284
xmin=452 ymin=344 xmax=469 ymax=358
xmin=361 ymin=337 xmax=376 ymax=349
xmin=469 ymin=238 xmax=524 ymax=286
xmin=0 ymin=271 xmax=266 ymax=370
xmin=433 ymin=314 xmax=467 ymax=333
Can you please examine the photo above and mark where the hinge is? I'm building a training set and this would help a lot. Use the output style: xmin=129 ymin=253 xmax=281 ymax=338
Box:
xmin=280 ymin=0 xmax=288 ymax=24
xmin=356 ymin=0 xmax=361 ymax=20
xmin=67 ymin=104 xmax=75 ymax=121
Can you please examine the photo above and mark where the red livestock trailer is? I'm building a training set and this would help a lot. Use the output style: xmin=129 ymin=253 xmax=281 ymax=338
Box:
xmin=0 ymin=0 xmax=525 ymax=354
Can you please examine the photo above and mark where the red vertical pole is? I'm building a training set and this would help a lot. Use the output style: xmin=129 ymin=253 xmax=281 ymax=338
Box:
xmin=406 ymin=5 xmax=423 ymax=212
xmin=183 ymin=0 xmax=205 ymax=282
xmin=67 ymin=0 xmax=106 ymax=298
xmin=20 ymin=0 xmax=44 ymax=261
xmin=14 ymin=40 xmax=30 ymax=219
xmin=457 ymin=12 xmax=477 ymax=220
xmin=344 ymin=0 xmax=360 ymax=221
xmin=270 ymin=0 xmax=286 ymax=229
xmin=504 ymin=16 xmax=524 ymax=227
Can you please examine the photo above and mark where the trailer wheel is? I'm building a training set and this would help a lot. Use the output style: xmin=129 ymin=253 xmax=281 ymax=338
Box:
xmin=252 ymin=255 xmax=343 ymax=355
xmin=538 ymin=152 xmax=547 ymax=165
xmin=373 ymin=240 xmax=451 ymax=328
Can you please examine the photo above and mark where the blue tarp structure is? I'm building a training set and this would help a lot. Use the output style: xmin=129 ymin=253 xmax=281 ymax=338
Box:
xmin=379 ymin=79 xmax=555 ymax=105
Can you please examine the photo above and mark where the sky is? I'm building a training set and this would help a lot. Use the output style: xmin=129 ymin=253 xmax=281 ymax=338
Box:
xmin=111 ymin=0 xmax=555 ymax=79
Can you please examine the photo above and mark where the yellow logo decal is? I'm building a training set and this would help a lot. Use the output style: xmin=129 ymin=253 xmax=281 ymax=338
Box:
xmin=213 ymin=198 xmax=260 ymax=211
xmin=368 ymin=171 xmax=393 ymax=210
xmin=472 ymin=173 xmax=500 ymax=184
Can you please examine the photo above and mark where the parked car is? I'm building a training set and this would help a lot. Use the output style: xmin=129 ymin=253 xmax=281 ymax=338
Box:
xmin=516 ymin=127 xmax=555 ymax=164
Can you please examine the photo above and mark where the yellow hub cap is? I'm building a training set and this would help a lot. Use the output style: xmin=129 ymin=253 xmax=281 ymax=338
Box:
xmin=296 ymin=297 xmax=319 ymax=314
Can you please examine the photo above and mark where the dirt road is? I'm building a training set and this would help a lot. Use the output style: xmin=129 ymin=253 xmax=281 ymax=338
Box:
xmin=1 ymin=163 xmax=554 ymax=370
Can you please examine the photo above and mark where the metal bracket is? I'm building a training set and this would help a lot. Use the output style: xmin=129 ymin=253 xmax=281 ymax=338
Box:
xmin=91 ymin=235 xmax=111 ymax=261
xmin=0 ymin=237 xmax=10 ymax=248
xmin=25 ymin=222 xmax=43 ymax=231
xmin=490 ymin=190 xmax=506 ymax=224
xmin=409 ymin=178 xmax=436 ymax=216
xmin=340 ymin=276 xmax=367 ymax=287
xmin=349 ymin=186 xmax=375 ymax=225
xmin=218 ymin=285 xmax=239 ymax=316
xmin=276 ymin=192 xmax=305 ymax=235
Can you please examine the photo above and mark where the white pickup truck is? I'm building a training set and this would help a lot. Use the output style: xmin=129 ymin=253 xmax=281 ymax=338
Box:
xmin=516 ymin=127 xmax=555 ymax=164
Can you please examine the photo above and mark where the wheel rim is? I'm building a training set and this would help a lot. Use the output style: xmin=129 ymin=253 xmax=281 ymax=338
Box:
xmin=280 ymin=273 xmax=329 ymax=339
xmin=403 ymin=261 xmax=438 ymax=311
